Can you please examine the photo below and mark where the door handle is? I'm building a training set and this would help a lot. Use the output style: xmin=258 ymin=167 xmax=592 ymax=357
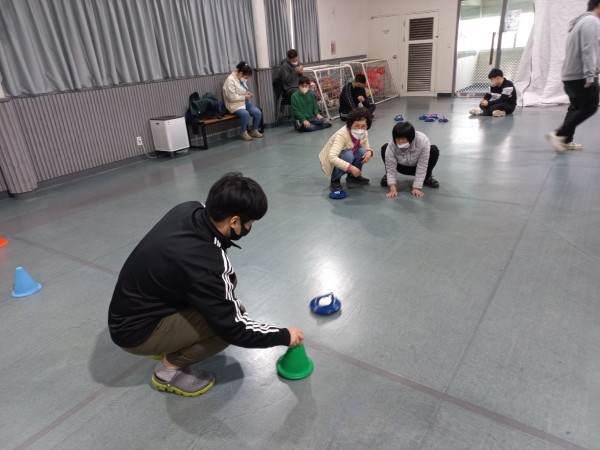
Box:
xmin=392 ymin=54 xmax=398 ymax=59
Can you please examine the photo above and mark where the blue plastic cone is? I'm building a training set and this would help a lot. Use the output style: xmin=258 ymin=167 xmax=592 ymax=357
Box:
xmin=11 ymin=266 xmax=42 ymax=298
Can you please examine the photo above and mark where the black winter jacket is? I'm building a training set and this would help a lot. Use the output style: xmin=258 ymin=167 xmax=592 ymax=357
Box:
xmin=108 ymin=202 xmax=290 ymax=348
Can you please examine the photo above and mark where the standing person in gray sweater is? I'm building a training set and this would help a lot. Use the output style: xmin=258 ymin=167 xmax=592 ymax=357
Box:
xmin=380 ymin=122 xmax=440 ymax=198
xmin=547 ymin=1 xmax=600 ymax=152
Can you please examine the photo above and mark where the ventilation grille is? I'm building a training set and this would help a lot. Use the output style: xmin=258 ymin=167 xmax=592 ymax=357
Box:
xmin=407 ymin=43 xmax=433 ymax=92
xmin=409 ymin=17 xmax=434 ymax=41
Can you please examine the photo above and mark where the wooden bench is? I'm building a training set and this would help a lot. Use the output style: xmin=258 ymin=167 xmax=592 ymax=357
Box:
xmin=187 ymin=114 xmax=239 ymax=150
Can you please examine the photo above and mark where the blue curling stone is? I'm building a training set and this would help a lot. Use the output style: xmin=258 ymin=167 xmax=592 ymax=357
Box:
xmin=424 ymin=117 xmax=436 ymax=122
xmin=418 ymin=114 xmax=428 ymax=120
xmin=329 ymin=189 xmax=347 ymax=200
xmin=310 ymin=293 xmax=341 ymax=315
xmin=438 ymin=117 xmax=449 ymax=122
xmin=394 ymin=114 xmax=404 ymax=122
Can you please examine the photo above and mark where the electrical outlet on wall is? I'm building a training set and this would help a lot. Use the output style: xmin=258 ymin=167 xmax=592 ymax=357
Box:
xmin=136 ymin=136 xmax=143 ymax=146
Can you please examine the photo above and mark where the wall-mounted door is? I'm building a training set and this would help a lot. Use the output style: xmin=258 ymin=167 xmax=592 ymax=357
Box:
xmin=369 ymin=15 xmax=401 ymax=90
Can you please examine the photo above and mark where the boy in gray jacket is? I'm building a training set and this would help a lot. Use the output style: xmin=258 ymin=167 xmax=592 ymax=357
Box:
xmin=380 ymin=122 xmax=439 ymax=198
xmin=547 ymin=0 xmax=600 ymax=152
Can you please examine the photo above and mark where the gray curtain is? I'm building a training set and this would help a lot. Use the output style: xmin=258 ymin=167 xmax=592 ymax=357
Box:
xmin=264 ymin=0 xmax=292 ymax=67
xmin=292 ymin=0 xmax=320 ymax=63
xmin=0 ymin=0 xmax=256 ymax=97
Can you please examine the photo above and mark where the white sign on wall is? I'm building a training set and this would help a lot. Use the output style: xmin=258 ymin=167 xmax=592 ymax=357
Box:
xmin=504 ymin=10 xmax=521 ymax=32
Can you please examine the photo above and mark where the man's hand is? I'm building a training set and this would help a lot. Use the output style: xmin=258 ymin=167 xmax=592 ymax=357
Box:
xmin=361 ymin=149 xmax=373 ymax=164
xmin=349 ymin=165 xmax=361 ymax=177
xmin=357 ymin=95 xmax=366 ymax=102
xmin=288 ymin=327 xmax=305 ymax=347
xmin=585 ymin=82 xmax=593 ymax=88
xmin=480 ymin=99 xmax=489 ymax=107
xmin=317 ymin=114 xmax=323 ymax=120
xmin=303 ymin=120 xmax=311 ymax=128
xmin=295 ymin=65 xmax=304 ymax=73
xmin=245 ymin=93 xmax=253 ymax=100
xmin=386 ymin=186 xmax=398 ymax=198
xmin=411 ymin=188 xmax=425 ymax=197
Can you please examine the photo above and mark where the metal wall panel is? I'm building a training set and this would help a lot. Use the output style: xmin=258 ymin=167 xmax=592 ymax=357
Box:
xmin=10 ymin=74 xmax=230 ymax=183
xmin=0 ymin=100 xmax=38 ymax=194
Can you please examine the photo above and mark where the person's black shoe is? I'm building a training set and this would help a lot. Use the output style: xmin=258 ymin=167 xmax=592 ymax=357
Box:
xmin=424 ymin=176 xmax=439 ymax=188
xmin=294 ymin=120 xmax=302 ymax=131
xmin=323 ymin=121 xmax=333 ymax=128
xmin=330 ymin=182 xmax=343 ymax=192
xmin=347 ymin=175 xmax=370 ymax=185
xmin=380 ymin=175 xmax=388 ymax=187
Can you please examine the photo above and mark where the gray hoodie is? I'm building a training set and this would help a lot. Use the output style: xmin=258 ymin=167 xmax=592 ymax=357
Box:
xmin=562 ymin=12 xmax=600 ymax=82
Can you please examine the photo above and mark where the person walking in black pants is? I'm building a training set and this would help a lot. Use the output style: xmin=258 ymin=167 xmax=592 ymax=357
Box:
xmin=380 ymin=122 xmax=439 ymax=198
xmin=547 ymin=0 xmax=600 ymax=152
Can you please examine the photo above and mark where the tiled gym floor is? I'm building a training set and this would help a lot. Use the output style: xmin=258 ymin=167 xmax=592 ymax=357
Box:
xmin=0 ymin=97 xmax=598 ymax=450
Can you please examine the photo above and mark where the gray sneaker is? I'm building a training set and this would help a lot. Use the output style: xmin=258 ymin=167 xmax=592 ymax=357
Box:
xmin=545 ymin=132 xmax=567 ymax=152
xmin=152 ymin=365 xmax=215 ymax=397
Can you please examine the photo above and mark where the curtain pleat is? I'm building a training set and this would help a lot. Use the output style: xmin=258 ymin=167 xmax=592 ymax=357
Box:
xmin=0 ymin=0 xmax=257 ymax=96
xmin=292 ymin=0 xmax=320 ymax=63
xmin=264 ymin=0 xmax=292 ymax=67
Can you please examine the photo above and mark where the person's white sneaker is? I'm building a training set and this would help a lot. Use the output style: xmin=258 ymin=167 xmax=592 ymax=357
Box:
xmin=492 ymin=110 xmax=506 ymax=117
xmin=240 ymin=131 xmax=253 ymax=141
xmin=545 ymin=132 xmax=567 ymax=152
xmin=564 ymin=142 xmax=583 ymax=151
xmin=469 ymin=108 xmax=483 ymax=116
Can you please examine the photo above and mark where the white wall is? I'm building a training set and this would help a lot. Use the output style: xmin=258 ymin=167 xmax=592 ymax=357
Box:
xmin=342 ymin=0 xmax=459 ymax=94
xmin=317 ymin=0 xmax=369 ymax=59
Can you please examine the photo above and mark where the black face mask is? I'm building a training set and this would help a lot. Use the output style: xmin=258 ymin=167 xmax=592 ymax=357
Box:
xmin=230 ymin=222 xmax=251 ymax=241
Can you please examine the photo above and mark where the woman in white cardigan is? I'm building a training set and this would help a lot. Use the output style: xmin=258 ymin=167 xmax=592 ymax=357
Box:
xmin=222 ymin=61 xmax=263 ymax=141
xmin=318 ymin=108 xmax=374 ymax=193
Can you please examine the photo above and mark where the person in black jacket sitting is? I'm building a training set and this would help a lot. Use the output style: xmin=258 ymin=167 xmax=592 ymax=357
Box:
xmin=108 ymin=173 xmax=304 ymax=397
xmin=469 ymin=68 xmax=517 ymax=117
xmin=339 ymin=74 xmax=376 ymax=120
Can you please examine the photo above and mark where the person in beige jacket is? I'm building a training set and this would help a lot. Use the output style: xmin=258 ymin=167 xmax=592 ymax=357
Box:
xmin=222 ymin=61 xmax=263 ymax=141
xmin=318 ymin=108 xmax=374 ymax=193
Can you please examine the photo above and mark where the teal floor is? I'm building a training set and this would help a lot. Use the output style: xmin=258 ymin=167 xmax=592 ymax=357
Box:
xmin=0 ymin=97 xmax=598 ymax=450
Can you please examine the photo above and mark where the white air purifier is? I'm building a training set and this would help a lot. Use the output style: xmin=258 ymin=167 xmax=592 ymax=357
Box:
xmin=149 ymin=116 xmax=189 ymax=152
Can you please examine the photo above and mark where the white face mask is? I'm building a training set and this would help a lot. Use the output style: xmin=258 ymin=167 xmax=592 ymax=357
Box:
xmin=291 ymin=62 xmax=298 ymax=66
xmin=397 ymin=142 xmax=410 ymax=149
xmin=241 ymin=78 xmax=248 ymax=83
xmin=351 ymin=129 xmax=367 ymax=140
xmin=300 ymin=87 xmax=309 ymax=94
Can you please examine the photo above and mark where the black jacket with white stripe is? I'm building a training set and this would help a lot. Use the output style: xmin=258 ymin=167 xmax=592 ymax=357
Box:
xmin=108 ymin=201 xmax=290 ymax=349
xmin=484 ymin=78 xmax=517 ymax=106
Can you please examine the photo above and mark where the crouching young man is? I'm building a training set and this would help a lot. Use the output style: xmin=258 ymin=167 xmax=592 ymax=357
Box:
xmin=108 ymin=173 xmax=304 ymax=397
